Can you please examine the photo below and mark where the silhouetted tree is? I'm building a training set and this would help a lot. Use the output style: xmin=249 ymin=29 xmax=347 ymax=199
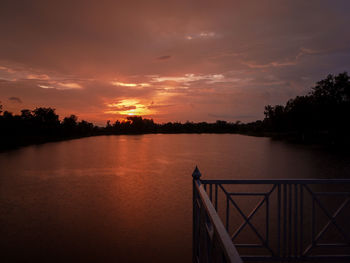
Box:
xmin=62 ymin=115 xmax=78 ymax=135
xmin=0 ymin=106 xmax=98 ymax=151
xmin=21 ymin=109 xmax=33 ymax=120
xmin=262 ymin=72 xmax=350 ymax=145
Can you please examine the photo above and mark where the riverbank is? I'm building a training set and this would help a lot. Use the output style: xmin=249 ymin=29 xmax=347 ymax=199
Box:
xmin=1 ymin=130 xmax=349 ymax=153
xmin=243 ymin=130 xmax=350 ymax=153
xmin=0 ymin=134 xmax=95 ymax=152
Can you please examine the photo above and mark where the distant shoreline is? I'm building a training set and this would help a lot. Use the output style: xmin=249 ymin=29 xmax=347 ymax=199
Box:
xmin=1 ymin=72 xmax=349 ymax=153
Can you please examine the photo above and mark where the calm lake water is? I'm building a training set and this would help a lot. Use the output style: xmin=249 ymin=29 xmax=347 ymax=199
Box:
xmin=0 ymin=134 xmax=349 ymax=262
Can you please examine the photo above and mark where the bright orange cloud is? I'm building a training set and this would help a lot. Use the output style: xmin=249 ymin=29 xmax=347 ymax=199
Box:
xmin=105 ymin=99 xmax=154 ymax=117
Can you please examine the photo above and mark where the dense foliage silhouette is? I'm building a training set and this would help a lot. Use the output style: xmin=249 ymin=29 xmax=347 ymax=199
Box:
xmin=0 ymin=72 xmax=349 ymax=150
xmin=262 ymin=72 xmax=350 ymax=145
xmin=0 ymin=107 xmax=97 ymax=150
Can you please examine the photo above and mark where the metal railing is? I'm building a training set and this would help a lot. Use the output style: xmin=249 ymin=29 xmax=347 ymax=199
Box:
xmin=193 ymin=167 xmax=243 ymax=263
xmin=192 ymin=167 xmax=350 ymax=262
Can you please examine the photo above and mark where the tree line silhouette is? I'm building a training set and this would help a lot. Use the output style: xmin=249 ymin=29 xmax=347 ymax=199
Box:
xmin=0 ymin=72 xmax=349 ymax=150
xmin=0 ymin=108 xmax=98 ymax=150
xmin=262 ymin=72 xmax=350 ymax=145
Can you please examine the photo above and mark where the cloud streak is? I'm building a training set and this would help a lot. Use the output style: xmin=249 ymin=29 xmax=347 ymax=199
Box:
xmin=8 ymin=96 xmax=22 ymax=103
xmin=157 ymin=55 xmax=171 ymax=60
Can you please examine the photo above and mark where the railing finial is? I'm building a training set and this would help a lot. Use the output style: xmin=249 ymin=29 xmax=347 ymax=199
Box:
xmin=192 ymin=166 xmax=202 ymax=179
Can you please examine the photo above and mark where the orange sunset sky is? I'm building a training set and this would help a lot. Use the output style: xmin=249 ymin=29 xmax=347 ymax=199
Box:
xmin=1 ymin=0 xmax=350 ymax=126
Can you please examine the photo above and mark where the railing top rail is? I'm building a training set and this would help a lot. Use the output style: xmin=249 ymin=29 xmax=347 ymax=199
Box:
xmin=200 ymin=179 xmax=350 ymax=184
xmin=194 ymin=179 xmax=243 ymax=263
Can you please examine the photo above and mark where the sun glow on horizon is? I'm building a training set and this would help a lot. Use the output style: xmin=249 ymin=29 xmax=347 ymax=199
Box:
xmin=105 ymin=99 xmax=154 ymax=117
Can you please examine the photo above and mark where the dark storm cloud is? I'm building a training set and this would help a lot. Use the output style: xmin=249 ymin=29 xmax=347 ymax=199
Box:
xmin=0 ymin=0 xmax=350 ymax=123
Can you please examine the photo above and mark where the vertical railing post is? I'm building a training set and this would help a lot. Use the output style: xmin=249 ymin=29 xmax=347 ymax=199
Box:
xmin=192 ymin=166 xmax=202 ymax=263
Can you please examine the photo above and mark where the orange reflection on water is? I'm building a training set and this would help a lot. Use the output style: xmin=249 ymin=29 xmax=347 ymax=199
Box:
xmin=104 ymin=135 xmax=187 ymax=261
